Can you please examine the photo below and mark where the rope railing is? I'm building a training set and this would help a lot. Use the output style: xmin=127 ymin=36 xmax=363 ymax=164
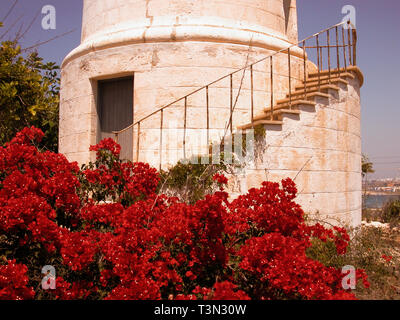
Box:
xmin=113 ymin=21 xmax=357 ymax=168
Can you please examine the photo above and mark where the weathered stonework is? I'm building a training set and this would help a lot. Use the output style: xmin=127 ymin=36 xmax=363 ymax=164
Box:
xmin=60 ymin=0 xmax=363 ymax=227
xmin=60 ymin=0 xmax=301 ymax=163
xmin=231 ymin=73 xmax=363 ymax=227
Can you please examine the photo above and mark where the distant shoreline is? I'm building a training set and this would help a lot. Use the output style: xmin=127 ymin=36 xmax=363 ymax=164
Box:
xmin=364 ymin=191 xmax=400 ymax=196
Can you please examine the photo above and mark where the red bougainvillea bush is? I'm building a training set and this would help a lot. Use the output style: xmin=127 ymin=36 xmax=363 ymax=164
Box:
xmin=0 ymin=127 xmax=369 ymax=300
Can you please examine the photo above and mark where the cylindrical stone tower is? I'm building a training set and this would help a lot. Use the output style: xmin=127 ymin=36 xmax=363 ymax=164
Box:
xmin=59 ymin=0 xmax=304 ymax=165
xmin=60 ymin=0 xmax=363 ymax=227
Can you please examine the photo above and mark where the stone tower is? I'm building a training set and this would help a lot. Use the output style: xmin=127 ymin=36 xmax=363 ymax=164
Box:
xmin=60 ymin=0 xmax=301 ymax=164
xmin=60 ymin=0 xmax=363 ymax=227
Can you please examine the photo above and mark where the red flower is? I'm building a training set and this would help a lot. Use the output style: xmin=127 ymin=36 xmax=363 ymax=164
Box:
xmin=211 ymin=281 xmax=250 ymax=300
xmin=382 ymin=254 xmax=393 ymax=263
xmin=0 ymin=127 xmax=367 ymax=301
xmin=0 ymin=260 xmax=35 ymax=300
xmin=213 ymin=173 xmax=228 ymax=185
xmin=89 ymin=138 xmax=121 ymax=157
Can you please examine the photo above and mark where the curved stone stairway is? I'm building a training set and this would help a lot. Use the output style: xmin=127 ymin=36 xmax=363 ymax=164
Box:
xmin=230 ymin=65 xmax=363 ymax=226
xmin=238 ymin=66 xmax=361 ymax=131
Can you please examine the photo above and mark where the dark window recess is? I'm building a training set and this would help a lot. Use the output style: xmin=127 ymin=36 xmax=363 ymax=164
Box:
xmin=98 ymin=76 xmax=134 ymax=159
xmin=283 ymin=0 xmax=291 ymax=33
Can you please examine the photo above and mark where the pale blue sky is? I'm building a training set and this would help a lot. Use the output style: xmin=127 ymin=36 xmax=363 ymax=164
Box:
xmin=1 ymin=0 xmax=399 ymax=179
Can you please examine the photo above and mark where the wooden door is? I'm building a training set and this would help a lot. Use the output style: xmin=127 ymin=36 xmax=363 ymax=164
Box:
xmin=98 ymin=76 xmax=134 ymax=160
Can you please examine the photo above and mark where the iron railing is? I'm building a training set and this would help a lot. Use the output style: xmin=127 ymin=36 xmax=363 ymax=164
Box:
xmin=113 ymin=21 xmax=357 ymax=168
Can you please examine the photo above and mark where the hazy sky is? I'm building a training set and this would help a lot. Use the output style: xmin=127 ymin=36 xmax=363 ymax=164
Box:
xmin=1 ymin=0 xmax=399 ymax=179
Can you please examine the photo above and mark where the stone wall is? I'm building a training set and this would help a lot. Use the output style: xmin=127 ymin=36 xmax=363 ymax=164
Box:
xmin=235 ymin=75 xmax=362 ymax=227
xmin=59 ymin=0 xmax=362 ymax=226
xmin=60 ymin=0 xmax=302 ymax=165
xmin=81 ymin=0 xmax=297 ymax=44
xmin=60 ymin=41 xmax=305 ymax=165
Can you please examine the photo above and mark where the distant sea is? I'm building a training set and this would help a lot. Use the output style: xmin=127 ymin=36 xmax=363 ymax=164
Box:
xmin=363 ymin=194 xmax=400 ymax=209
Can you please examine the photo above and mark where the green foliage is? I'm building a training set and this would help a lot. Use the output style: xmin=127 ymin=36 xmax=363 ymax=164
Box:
xmin=159 ymin=155 xmax=227 ymax=204
xmin=307 ymin=226 xmax=400 ymax=300
xmin=0 ymin=26 xmax=60 ymax=151
xmin=362 ymin=208 xmax=382 ymax=223
xmin=232 ymin=125 xmax=266 ymax=153
xmin=382 ymin=200 xmax=400 ymax=226
xmin=160 ymin=126 xmax=267 ymax=204
xmin=253 ymin=124 xmax=267 ymax=141
xmin=362 ymin=154 xmax=374 ymax=178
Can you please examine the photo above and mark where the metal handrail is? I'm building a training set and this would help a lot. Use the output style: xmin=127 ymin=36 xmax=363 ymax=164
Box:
xmin=113 ymin=20 xmax=357 ymax=166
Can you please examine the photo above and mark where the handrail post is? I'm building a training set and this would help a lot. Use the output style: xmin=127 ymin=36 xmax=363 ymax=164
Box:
xmin=302 ymin=40 xmax=307 ymax=99
xmin=159 ymin=110 xmax=163 ymax=171
xmin=316 ymin=34 xmax=321 ymax=91
xmin=327 ymin=29 xmax=331 ymax=83
xmin=347 ymin=27 xmax=352 ymax=66
xmin=352 ymin=28 xmax=357 ymax=66
xmin=342 ymin=26 xmax=347 ymax=72
xmin=320 ymin=42 xmax=323 ymax=73
xmin=288 ymin=48 xmax=292 ymax=108
xmin=230 ymin=74 xmax=233 ymax=135
xmin=206 ymin=86 xmax=210 ymax=153
xmin=270 ymin=56 xmax=274 ymax=120
xmin=250 ymin=64 xmax=254 ymax=123
xmin=183 ymin=97 xmax=187 ymax=159
xmin=131 ymin=125 xmax=134 ymax=161
xmin=136 ymin=122 xmax=140 ymax=162
xmin=335 ymin=26 xmax=341 ymax=78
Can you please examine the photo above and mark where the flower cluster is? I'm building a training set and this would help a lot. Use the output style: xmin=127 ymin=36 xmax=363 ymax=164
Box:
xmin=0 ymin=260 xmax=35 ymax=300
xmin=213 ymin=173 xmax=228 ymax=190
xmin=81 ymin=139 xmax=159 ymax=206
xmin=382 ymin=254 xmax=393 ymax=263
xmin=0 ymin=127 xmax=369 ymax=300
xmin=89 ymin=138 xmax=121 ymax=157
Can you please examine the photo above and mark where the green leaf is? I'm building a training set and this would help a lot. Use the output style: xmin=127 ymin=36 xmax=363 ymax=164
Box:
xmin=28 ymin=105 xmax=37 ymax=116
xmin=0 ymin=28 xmax=60 ymax=151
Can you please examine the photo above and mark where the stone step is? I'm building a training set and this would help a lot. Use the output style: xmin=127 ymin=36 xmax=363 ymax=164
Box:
xmin=296 ymin=78 xmax=349 ymax=90
xmin=252 ymin=109 xmax=300 ymax=122
xmin=308 ymin=66 xmax=358 ymax=79
xmin=287 ymin=84 xmax=340 ymax=99
xmin=308 ymin=66 xmax=363 ymax=86
xmin=274 ymin=109 xmax=301 ymax=119
xmin=277 ymin=92 xmax=330 ymax=105
xmin=264 ymin=100 xmax=316 ymax=113
xmin=306 ymin=72 xmax=353 ymax=81
xmin=237 ymin=119 xmax=283 ymax=130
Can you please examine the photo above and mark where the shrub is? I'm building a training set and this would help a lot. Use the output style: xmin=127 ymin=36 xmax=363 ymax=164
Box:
xmin=159 ymin=155 xmax=227 ymax=204
xmin=382 ymin=200 xmax=400 ymax=226
xmin=307 ymin=226 xmax=400 ymax=300
xmin=0 ymin=127 xmax=369 ymax=300
xmin=0 ymin=38 xmax=60 ymax=151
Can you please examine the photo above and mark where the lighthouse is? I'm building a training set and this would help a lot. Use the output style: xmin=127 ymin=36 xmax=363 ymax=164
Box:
xmin=60 ymin=0 xmax=363 ymax=227
xmin=60 ymin=0 xmax=303 ymax=165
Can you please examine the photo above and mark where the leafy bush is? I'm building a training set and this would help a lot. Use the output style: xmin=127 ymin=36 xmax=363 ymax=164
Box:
xmin=0 ymin=37 xmax=59 ymax=151
xmin=159 ymin=155 xmax=227 ymax=204
xmin=382 ymin=200 xmax=400 ymax=226
xmin=307 ymin=226 xmax=400 ymax=300
xmin=0 ymin=127 xmax=369 ymax=300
